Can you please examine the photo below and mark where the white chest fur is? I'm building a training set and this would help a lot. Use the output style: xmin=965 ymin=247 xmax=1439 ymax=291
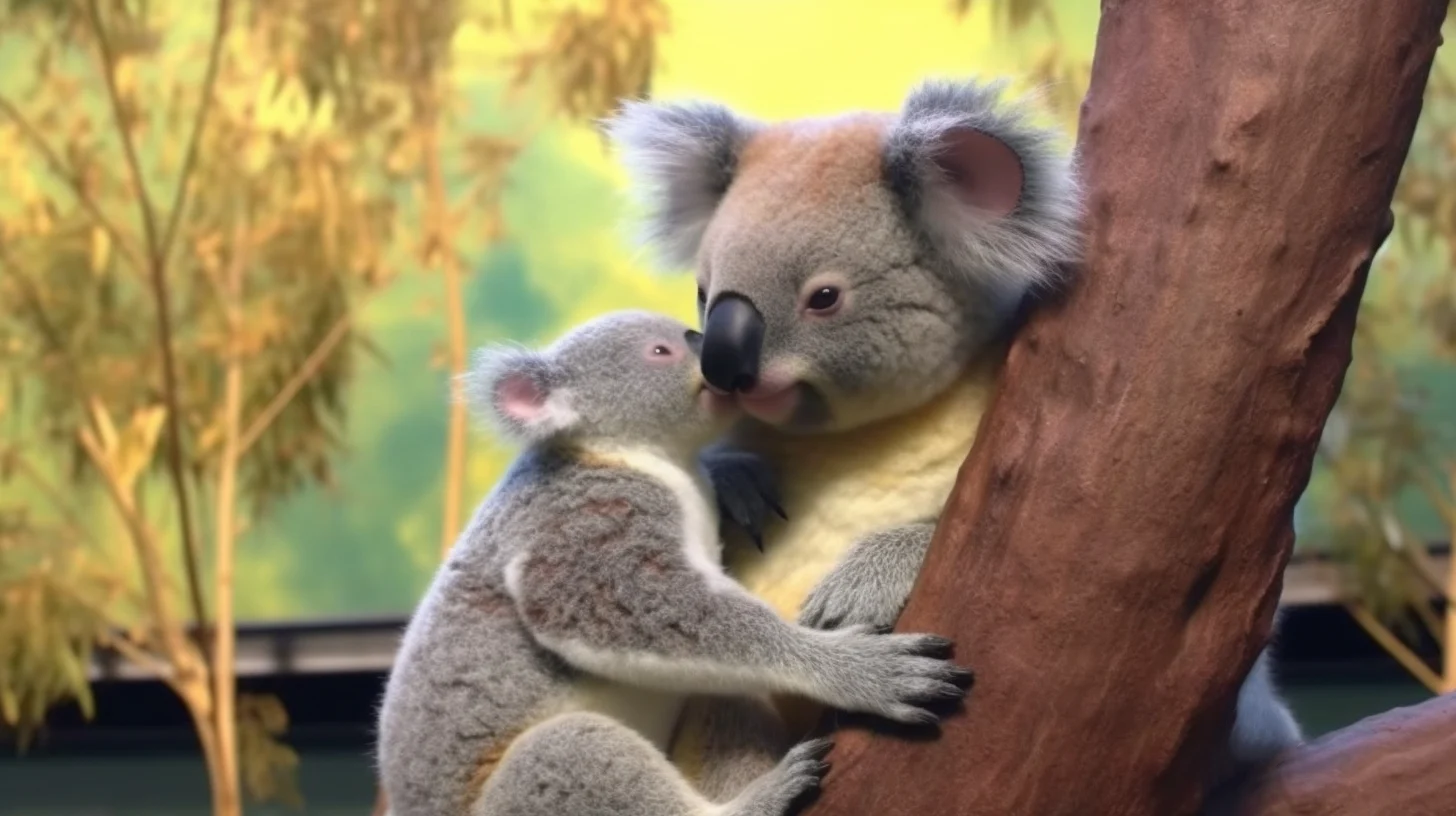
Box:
xmin=597 ymin=444 xmax=725 ymax=575
xmin=724 ymin=363 xmax=996 ymax=620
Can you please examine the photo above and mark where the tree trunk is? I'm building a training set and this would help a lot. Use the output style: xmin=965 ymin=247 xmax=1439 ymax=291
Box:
xmin=807 ymin=1 xmax=1449 ymax=815
xmin=1235 ymin=693 xmax=1456 ymax=816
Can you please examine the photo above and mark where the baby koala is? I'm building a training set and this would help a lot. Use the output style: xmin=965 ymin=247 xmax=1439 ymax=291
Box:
xmin=375 ymin=310 xmax=972 ymax=816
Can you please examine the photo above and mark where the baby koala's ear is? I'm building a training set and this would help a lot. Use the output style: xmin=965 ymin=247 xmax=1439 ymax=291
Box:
xmin=461 ymin=345 xmax=577 ymax=445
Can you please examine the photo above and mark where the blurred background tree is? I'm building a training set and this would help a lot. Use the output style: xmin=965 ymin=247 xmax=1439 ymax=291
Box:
xmin=0 ymin=0 xmax=399 ymax=811
xmin=1 ymin=1 xmax=670 ymax=813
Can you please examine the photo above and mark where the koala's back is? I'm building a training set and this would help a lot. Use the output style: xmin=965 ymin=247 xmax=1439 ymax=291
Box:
xmin=377 ymin=455 xmax=570 ymax=815
xmin=378 ymin=448 xmax=708 ymax=815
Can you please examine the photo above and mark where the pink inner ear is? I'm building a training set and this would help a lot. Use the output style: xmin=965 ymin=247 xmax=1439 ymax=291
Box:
xmin=495 ymin=372 xmax=548 ymax=423
xmin=935 ymin=127 xmax=1025 ymax=218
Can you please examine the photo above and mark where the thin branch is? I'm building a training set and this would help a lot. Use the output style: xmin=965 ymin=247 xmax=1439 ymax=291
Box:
xmin=99 ymin=628 xmax=173 ymax=679
xmin=84 ymin=0 xmax=210 ymax=656
xmin=1387 ymin=517 xmax=1450 ymax=603
xmin=75 ymin=424 xmax=192 ymax=673
xmin=2 ymin=260 xmax=96 ymax=404
xmin=1410 ymin=596 xmax=1446 ymax=644
xmin=7 ymin=447 xmax=102 ymax=549
xmin=84 ymin=0 xmax=162 ymax=262
xmin=157 ymin=0 xmax=233 ymax=268
xmin=0 ymin=94 xmax=146 ymax=274
xmin=1414 ymin=468 xmax=1456 ymax=527
xmin=1345 ymin=602 xmax=1444 ymax=693
xmin=210 ymin=205 xmax=248 ymax=804
xmin=236 ymin=313 xmax=352 ymax=456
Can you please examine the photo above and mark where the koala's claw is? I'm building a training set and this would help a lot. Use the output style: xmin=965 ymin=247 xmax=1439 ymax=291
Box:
xmin=702 ymin=449 xmax=787 ymax=552
xmin=731 ymin=737 xmax=832 ymax=816
xmin=823 ymin=629 xmax=971 ymax=726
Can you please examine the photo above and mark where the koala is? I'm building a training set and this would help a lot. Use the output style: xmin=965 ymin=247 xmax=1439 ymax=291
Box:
xmin=374 ymin=310 xmax=972 ymax=816
xmin=604 ymin=77 xmax=1303 ymax=801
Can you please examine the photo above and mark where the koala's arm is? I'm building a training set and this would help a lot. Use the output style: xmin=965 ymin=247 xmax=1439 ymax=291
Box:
xmin=699 ymin=443 xmax=786 ymax=550
xmin=799 ymin=521 xmax=936 ymax=632
xmin=506 ymin=503 xmax=966 ymax=725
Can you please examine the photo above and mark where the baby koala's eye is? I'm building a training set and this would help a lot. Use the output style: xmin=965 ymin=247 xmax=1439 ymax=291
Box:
xmin=644 ymin=340 xmax=679 ymax=364
xmin=805 ymin=286 xmax=841 ymax=314
xmin=696 ymin=286 xmax=707 ymax=308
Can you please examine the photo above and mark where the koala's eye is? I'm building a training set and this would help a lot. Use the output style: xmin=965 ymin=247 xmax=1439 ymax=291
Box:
xmin=805 ymin=286 xmax=841 ymax=314
xmin=696 ymin=286 xmax=707 ymax=307
xmin=643 ymin=339 xmax=675 ymax=364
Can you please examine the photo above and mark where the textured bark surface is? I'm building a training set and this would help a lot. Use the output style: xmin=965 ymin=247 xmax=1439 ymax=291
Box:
xmin=807 ymin=1 xmax=1449 ymax=815
xmin=1234 ymin=693 xmax=1456 ymax=816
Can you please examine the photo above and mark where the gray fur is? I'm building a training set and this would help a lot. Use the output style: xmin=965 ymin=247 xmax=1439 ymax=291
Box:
xmin=884 ymin=78 xmax=1082 ymax=301
xmin=603 ymin=100 xmax=761 ymax=270
xmin=476 ymin=714 xmax=829 ymax=816
xmin=377 ymin=310 xmax=968 ymax=816
xmin=458 ymin=310 xmax=725 ymax=454
xmin=799 ymin=521 xmax=936 ymax=632
xmin=605 ymin=78 xmax=1081 ymax=434
xmin=679 ymin=696 xmax=795 ymax=803
xmin=609 ymin=75 xmax=1303 ymax=806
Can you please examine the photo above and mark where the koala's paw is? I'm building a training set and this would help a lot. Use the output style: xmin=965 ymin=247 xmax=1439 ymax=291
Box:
xmin=799 ymin=573 xmax=906 ymax=633
xmin=701 ymin=449 xmax=787 ymax=551
xmin=823 ymin=627 xmax=972 ymax=726
xmin=728 ymin=737 xmax=832 ymax=816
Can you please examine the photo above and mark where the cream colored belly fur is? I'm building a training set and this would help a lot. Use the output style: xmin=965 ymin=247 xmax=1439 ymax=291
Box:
xmin=668 ymin=360 xmax=997 ymax=781
xmin=726 ymin=360 xmax=995 ymax=621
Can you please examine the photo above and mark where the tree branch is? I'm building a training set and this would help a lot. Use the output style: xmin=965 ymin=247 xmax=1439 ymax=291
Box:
xmin=0 ymin=94 xmax=146 ymax=274
xmin=236 ymin=312 xmax=353 ymax=457
xmin=157 ymin=0 xmax=232 ymax=268
xmin=1233 ymin=693 xmax=1456 ymax=816
xmin=84 ymin=0 xmax=162 ymax=261
xmin=807 ymin=0 xmax=1448 ymax=813
xmin=84 ymin=0 xmax=210 ymax=656
xmin=210 ymin=206 xmax=248 ymax=813
xmin=98 ymin=628 xmax=173 ymax=680
xmin=75 ymin=424 xmax=193 ymax=675
xmin=1345 ymin=602 xmax=1444 ymax=693
xmin=6 ymin=446 xmax=103 ymax=550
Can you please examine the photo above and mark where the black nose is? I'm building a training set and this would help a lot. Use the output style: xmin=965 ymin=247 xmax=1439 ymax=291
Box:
xmin=701 ymin=293 xmax=764 ymax=393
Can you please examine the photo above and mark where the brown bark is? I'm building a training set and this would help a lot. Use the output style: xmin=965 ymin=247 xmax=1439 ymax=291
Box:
xmin=808 ymin=1 xmax=1449 ymax=815
xmin=1234 ymin=693 xmax=1456 ymax=816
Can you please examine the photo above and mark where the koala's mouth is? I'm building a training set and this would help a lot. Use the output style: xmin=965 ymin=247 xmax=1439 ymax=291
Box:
xmin=696 ymin=383 xmax=740 ymax=419
xmin=735 ymin=381 xmax=802 ymax=424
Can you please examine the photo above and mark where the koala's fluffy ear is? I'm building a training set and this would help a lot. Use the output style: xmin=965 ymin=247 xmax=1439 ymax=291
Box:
xmin=602 ymin=99 xmax=760 ymax=270
xmin=461 ymin=346 xmax=577 ymax=446
xmin=885 ymin=77 xmax=1083 ymax=301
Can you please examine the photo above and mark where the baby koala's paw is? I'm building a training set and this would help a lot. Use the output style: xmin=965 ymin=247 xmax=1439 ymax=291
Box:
xmin=798 ymin=567 xmax=906 ymax=633
xmin=726 ymin=737 xmax=832 ymax=816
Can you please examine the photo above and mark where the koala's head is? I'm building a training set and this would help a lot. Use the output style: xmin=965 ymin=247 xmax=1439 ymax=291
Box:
xmin=604 ymin=78 xmax=1081 ymax=433
xmin=462 ymin=310 xmax=738 ymax=454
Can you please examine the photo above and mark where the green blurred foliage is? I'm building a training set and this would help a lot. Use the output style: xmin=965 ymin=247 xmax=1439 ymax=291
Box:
xmin=0 ymin=0 xmax=683 ymax=806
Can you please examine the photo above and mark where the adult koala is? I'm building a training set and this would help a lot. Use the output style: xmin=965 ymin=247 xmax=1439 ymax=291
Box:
xmin=604 ymin=76 xmax=1302 ymax=802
